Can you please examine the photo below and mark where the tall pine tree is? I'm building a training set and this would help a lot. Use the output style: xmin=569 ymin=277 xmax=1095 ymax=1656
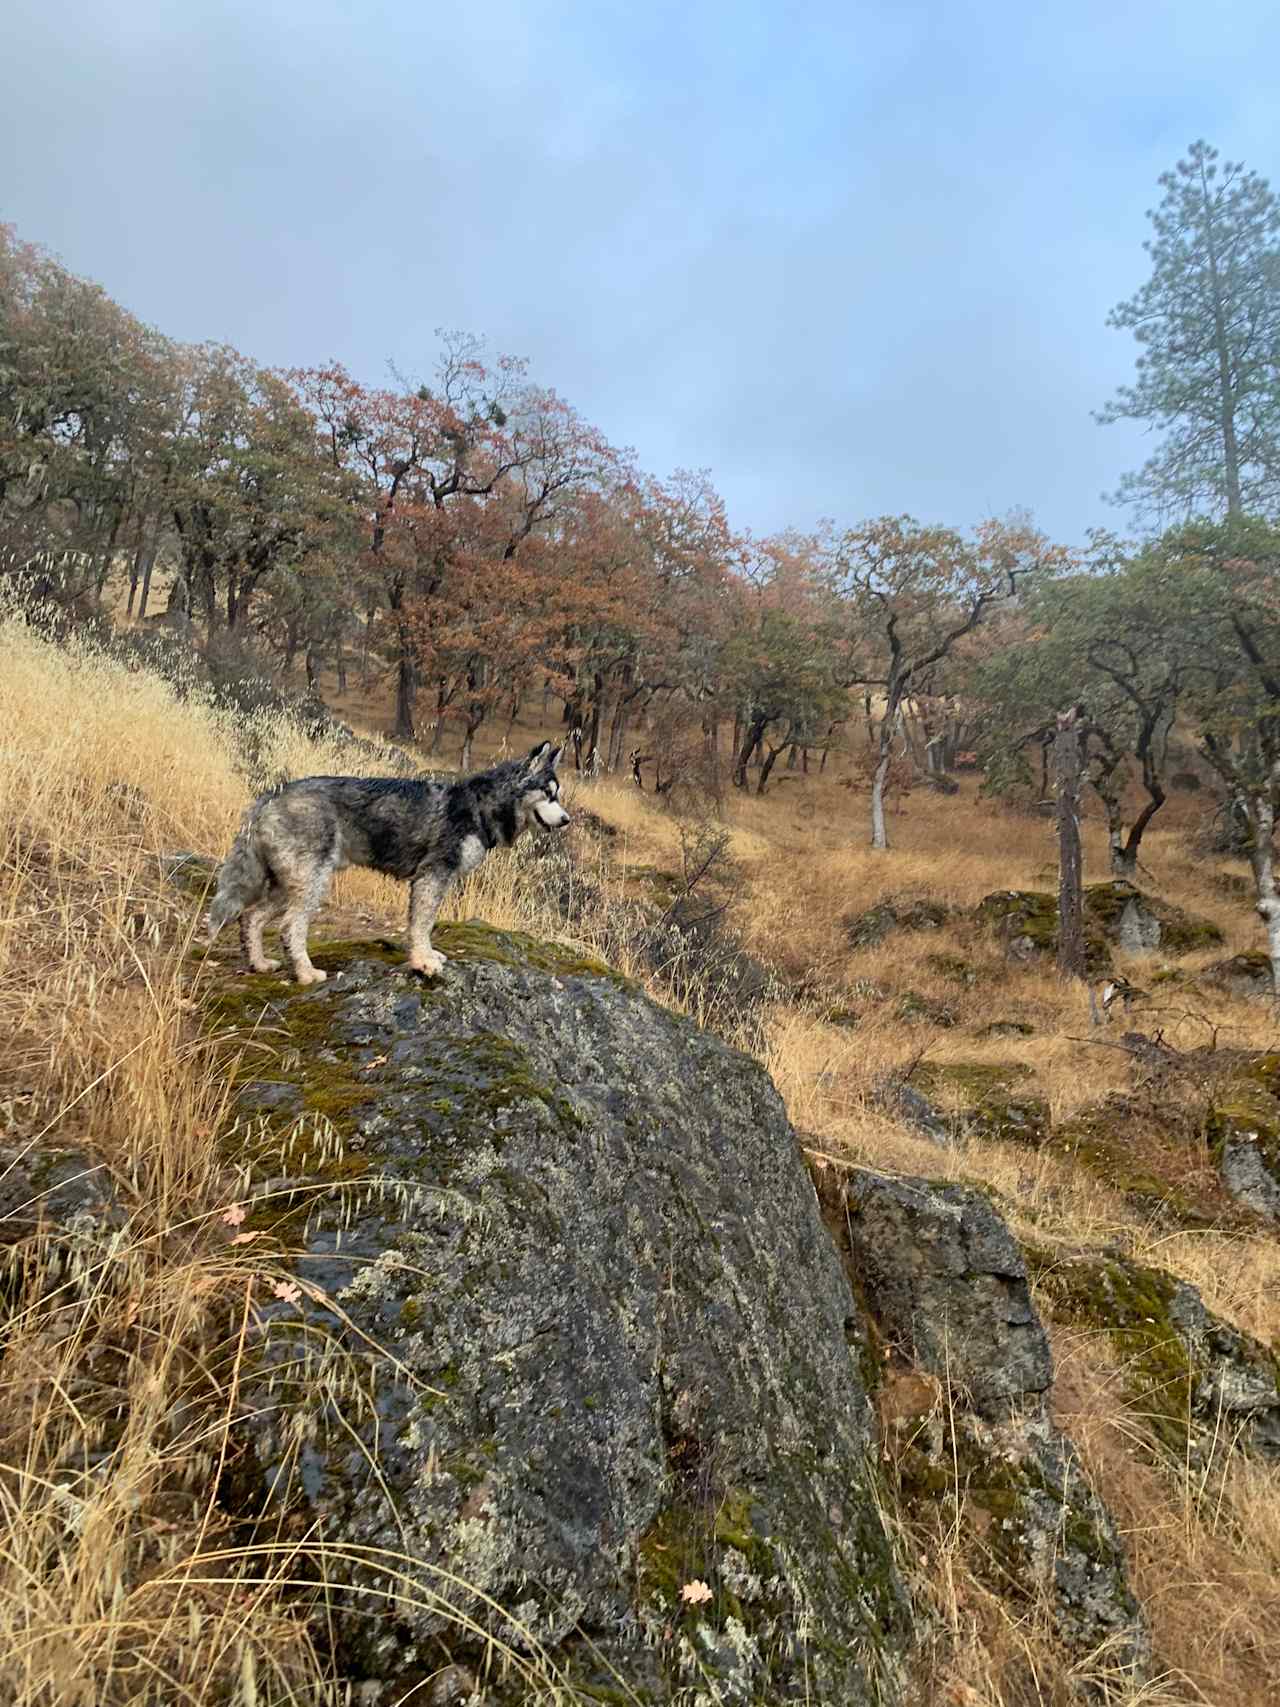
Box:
xmin=1099 ymin=140 xmax=1280 ymax=522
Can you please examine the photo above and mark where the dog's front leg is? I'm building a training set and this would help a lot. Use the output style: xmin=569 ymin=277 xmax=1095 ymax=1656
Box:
xmin=407 ymin=867 xmax=451 ymax=976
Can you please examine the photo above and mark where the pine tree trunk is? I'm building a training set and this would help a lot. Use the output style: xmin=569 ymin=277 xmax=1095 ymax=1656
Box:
xmin=1199 ymin=156 xmax=1244 ymax=517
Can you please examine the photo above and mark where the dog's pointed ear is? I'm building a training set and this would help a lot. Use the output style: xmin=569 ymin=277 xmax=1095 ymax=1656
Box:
xmin=524 ymin=741 xmax=552 ymax=770
xmin=548 ymin=744 xmax=563 ymax=771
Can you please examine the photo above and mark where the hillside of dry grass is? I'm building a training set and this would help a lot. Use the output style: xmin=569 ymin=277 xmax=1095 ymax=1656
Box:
xmin=4 ymin=606 xmax=1280 ymax=1705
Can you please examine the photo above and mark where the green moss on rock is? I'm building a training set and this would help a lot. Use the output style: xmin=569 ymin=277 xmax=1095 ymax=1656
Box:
xmin=1028 ymin=1249 xmax=1280 ymax=1464
xmin=896 ymin=989 xmax=957 ymax=1027
xmin=844 ymin=895 xmax=952 ymax=949
xmin=1052 ymin=1098 xmax=1219 ymax=1230
xmin=886 ymin=1407 xmax=1145 ymax=1672
xmin=1031 ymin=1254 xmax=1195 ymax=1458
xmin=1204 ymin=952 xmax=1275 ymax=1001
xmin=975 ymin=883 xmax=1222 ymax=972
xmin=924 ymin=953 xmax=981 ymax=986
xmin=909 ymin=1061 xmax=1049 ymax=1146
xmin=197 ymin=930 xmax=911 ymax=1702
xmin=432 ymin=920 xmax=628 ymax=983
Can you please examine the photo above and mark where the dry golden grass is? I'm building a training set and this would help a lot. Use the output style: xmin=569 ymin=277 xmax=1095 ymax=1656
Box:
xmin=1050 ymin=1330 xmax=1280 ymax=1707
xmin=0 ymin=613 xmax=601 ymax=1706
xmin=7 ymin=603 xmax=1280 ymax=1704
xmin=634 ymin=755 xmax=1280 ymax=1706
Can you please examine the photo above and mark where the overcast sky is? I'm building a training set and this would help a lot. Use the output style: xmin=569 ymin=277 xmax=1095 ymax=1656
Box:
xmin=4 ymin=1 xmax=1277 ymax=547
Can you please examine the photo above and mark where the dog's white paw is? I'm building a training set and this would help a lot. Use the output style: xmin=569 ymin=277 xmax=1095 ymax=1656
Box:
xmin=249 ymin=958 xmax=282 ymax=974
xmin=295 ymin=966 xmax=328 ymax=986
xmin=407 ymin=949 xmax=448 ymax=978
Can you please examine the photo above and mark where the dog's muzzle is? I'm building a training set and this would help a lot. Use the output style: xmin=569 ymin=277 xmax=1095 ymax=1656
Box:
xmin=534 ymin=801 xmax=571 ymax=830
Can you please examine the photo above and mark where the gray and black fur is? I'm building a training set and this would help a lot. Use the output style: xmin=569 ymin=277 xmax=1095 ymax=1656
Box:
xmin=205 ymin=742 xmax=569 ymax=984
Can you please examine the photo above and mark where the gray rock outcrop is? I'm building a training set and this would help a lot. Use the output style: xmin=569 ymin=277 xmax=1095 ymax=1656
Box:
xmin=829 ymin=1172 xmax=1149 ymax=1684
xmin=844 ymin=1174 xmax=1052 ymax=1419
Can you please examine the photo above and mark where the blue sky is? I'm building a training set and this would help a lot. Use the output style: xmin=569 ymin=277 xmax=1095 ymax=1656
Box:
xmin=4 ymin=1 xmax=1278 ymax=546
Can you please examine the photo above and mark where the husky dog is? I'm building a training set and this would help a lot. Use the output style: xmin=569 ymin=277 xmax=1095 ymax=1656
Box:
xmin=205 ymin=742 xmax=569 ymax=985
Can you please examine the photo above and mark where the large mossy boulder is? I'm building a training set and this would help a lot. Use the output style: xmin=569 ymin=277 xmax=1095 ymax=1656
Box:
xmin=1082 ymin=880 xmax=1223 ymax=956
xmin=843 ymin=1174 xmax=1052 ymax=1418
xmin=1203 ymin=951 xmax=1275 ymax=1002
xmin=1052 ymin=1095 xmax=1228 ymax=1231
xmin=208 ymin=926 xmax=909 ymax=1705
xmin=975 ymin=882 xmax=1221 ymax=972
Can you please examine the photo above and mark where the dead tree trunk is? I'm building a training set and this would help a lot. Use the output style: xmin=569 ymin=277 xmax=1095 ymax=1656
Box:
xmin=1055 ymin=706 xmax=1087 ymax=980
xmin=1244 ymin=780 xmax=1280 ymax=999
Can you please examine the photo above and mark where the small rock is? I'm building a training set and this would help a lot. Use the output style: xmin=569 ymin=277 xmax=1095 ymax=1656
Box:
xmin=843 ymin=895 xmax=951 ymax=949
xmin=1204 ymin=952 xmax=1275 ymax=1001
xmin=425 ymin=1664 xmax=477 ymax=1705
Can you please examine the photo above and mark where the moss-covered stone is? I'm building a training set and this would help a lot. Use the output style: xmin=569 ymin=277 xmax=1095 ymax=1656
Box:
xmin=1051 ymin=1096 xmax=1223 ymax=1230
xmin=895 ymin=989 xmax=957 ymax=1028
xmin=843 ymin=1173 xmax=1052 ymax=1419
xmin=974 ymin=883 xmax=1222 ymax=972
xmin=1082 ymin=880 xmax=1223 ymax=955
xmin=1206 ymin=1053 xmax=1280 ymax=1219
xmin=975 ymin=887 xmax=1104 ymax=970
xmin=979 ymin=1019 xmax=1035 ymax=1039
xmin=438 ymin=920 xmax=629 ymax=983
xmin=1027 ymin=1250 xmax=1280 ymax=1464
xmin=844 ymin=894 xmax=952 ymax=949
xmin=884 ymin=1402 xmax=1147 ymax=1675
xmin=908 ymin=1061 xmax=1050 ymax=1147
xmin=1204 ymin=951 xmax=1275 ymax=1002
xmin=924 ymin=953 xmax=980 ymax=986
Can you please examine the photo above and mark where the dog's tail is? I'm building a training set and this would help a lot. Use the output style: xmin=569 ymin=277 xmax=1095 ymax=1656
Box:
xmin=204 ymin=813 xmax=270 ymax=939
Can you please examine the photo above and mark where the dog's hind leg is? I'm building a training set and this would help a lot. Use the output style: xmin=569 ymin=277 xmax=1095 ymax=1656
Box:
xmin=279 ymin=862 xmax=338 ymax=986
xmin=407 ymin=866 xmax=452 ymax=976
xmin=240 ymin=886 xmax=285 ymax=974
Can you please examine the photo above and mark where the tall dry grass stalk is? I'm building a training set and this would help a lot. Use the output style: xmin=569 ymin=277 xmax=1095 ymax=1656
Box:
xmin=0 ymin=611 xmax=603 ymax=1705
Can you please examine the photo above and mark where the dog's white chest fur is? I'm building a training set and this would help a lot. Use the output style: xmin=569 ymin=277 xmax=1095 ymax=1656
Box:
xmin=457 ymin=832 xmax=487 ymax=875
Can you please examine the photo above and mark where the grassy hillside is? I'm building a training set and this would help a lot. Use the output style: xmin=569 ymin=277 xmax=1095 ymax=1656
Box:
xmin=3 ymin=606 xmax=1280 ymax=1705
